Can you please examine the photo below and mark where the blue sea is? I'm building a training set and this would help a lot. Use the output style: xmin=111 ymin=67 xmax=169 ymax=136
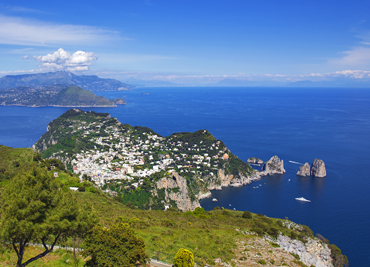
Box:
xmin=1 ymin=87 xmax=369 ymax=266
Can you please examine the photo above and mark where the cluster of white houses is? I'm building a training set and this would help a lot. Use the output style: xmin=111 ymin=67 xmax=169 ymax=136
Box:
xmin=70 ymin=124 xmax=229 ymax=187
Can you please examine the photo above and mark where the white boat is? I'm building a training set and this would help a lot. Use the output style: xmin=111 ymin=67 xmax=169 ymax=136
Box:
xmin=295 ymin=197 xmax=311 ymax=202
xmin=212 ymin=198 xmax=218 ymax=202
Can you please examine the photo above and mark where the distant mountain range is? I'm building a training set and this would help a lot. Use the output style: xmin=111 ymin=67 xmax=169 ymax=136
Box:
xmin=285 ymin=79 xmax=370 ymax=87
xmin=125 ymin=78 xmax=178 ymax=87
xmin=215 ymin=78 xmax=370 ymax=87
xmin=0 ymin=71 xmax=135 ymax=91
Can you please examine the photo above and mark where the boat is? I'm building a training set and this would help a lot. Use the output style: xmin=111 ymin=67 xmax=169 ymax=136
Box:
xmin=295 ymin=197 xmax=311 ymax=202
xmin=212 ymin=198 xmax=218 ymax=202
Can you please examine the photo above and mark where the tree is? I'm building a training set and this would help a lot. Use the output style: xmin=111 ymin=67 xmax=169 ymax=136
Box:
xmin=82 ymin=223 xmax=148 ymax=267
xmin=0 ymin=167 xmax=97 ymax=267
xmin=173 ymin=248 xmax=194 ymax=267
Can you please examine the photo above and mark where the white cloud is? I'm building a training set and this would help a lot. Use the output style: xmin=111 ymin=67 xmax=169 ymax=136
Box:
xmin=33 ymin=48 xmax=98 ymax=71
xmin=22 ymin=55 xmax=29 ymax=59
xmin=329 ymin=47 xmax=370 ymax=67
xmin=0 ymin=15 xmax=121 ymax=46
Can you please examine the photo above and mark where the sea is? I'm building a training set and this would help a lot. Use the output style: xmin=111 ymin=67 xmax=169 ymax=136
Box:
xmin=1 ymin=87 xmax=369 ymax=266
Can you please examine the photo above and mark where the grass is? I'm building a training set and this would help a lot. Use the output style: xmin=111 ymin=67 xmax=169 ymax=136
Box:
xmin=74 ymin=191 xmax=312 ymax=265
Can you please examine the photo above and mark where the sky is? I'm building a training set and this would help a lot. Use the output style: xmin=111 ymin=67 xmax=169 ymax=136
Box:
xmin=1 ymin=0 xmax=370 ymax=85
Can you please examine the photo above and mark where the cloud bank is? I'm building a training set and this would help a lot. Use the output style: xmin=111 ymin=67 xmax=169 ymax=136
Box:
xmin=33 ymin=48 xmax=98 ymax=71
xmin=0 ymin=15 xmax=120 ymax=46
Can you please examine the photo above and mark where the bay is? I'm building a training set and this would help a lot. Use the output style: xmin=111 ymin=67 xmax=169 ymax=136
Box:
xmin=1 ymin=87 xmax=369 ymax=266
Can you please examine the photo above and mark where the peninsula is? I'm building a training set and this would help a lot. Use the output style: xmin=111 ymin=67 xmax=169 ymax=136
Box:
xmin=34 ymin=109 xmax=262 ymax=211
xmin=0 ymin=85 xmax=117 ymax=107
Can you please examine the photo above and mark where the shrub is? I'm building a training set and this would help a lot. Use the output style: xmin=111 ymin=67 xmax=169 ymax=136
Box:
xmin=276 ymin=220 xmax=283 ymax=227
xmin=83 ymin=223 xmax=147 ymax=267
xmin=267 ymin=227 xmax=279 ymax=238
xmin=242 ymin=211 xmax=252 ymax=219
xmin=257 ymin=259 xmax=266 ymax=265
xmin=261 ymin=217 xmax=272 ymax=224
xmin=193 ymin=207 xmax=205 ymax=216
xmin=221 ymin=209 xmax=230 ymax=216
xmin=173 ymin=248 xmax=194 ymax=267
xmin=213 ymin=206 xmax=221 ymax=210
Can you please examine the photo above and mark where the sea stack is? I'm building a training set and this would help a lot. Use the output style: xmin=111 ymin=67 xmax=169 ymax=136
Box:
xmin=262 ymin=155 xmax=286 ymax=175
xmin=310 ymin=158 xmax=326 ymax=177
xmin=247 ymin=157 xmax=264 ymax=164
xmin=297 ymin=162 xmax=311 ymax=176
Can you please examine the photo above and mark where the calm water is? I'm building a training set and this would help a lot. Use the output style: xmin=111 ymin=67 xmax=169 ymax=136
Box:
xmin=1 ymin=87 xmax=369 ymax=266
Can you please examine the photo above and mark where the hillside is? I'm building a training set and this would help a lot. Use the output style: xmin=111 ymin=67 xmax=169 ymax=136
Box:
xmin=0 ymin=71 xmax=135 ymax=91
xmin=0 ymin=145 xmax=348 ymax=267
xmin=0 ymin=85 xmax=116 ymax=107
xmin=33 ymin=109 xmax=259 ymax=211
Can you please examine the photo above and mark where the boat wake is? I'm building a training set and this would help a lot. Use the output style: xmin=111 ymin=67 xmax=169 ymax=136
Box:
xmin=289 ymin=160 xmax=303 ymax=165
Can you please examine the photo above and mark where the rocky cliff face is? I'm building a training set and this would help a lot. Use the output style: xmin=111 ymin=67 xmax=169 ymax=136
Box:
xmin=155 ymin=168 xmax=262 ymax=211
xmin=262 ymin=155 xmax=286 ymax=175
xmin=156 ymin=171 xmax=201 ymax=211
xmin=311 ymin=158 xmax=326 ymax=177
xmin=297 ymin=162 xmax=311 ymax=176
xmin=276 ymin=235 xmax=333 ymax=267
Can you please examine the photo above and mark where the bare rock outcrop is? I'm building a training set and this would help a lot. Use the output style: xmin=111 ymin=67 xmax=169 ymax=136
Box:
xmin=261 ymin=155 xmax=286 ymax=175
xmin=277 ymin=235 xmax=333 ymax=267
xmin=311 ymin=158 xmax=326 ymax=177
xmin=156 ymin=171 xmax=200 ymax=211
xmin=247 ymin=157 xmax=263 ymax=164
xmin=297 ymin=162 xmax=311 ymax=176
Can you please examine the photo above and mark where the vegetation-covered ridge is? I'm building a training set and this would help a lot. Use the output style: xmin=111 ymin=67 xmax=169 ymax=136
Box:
xmin=0 ymin=85 xmax=116 ymax=107
xmin=0 ymin=145 xmax=348 ymax=267
xmin=33 ymin=109 xmax=256 ymax=211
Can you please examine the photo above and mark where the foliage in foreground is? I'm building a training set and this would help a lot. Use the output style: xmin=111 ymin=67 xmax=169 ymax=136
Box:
xmin=82 ymin=223 xmax=148 ymax=267
xmin=0 ymin=146 xmax=97 ymax=267
xmin=173 ymin=248 xmax=195 ymax=267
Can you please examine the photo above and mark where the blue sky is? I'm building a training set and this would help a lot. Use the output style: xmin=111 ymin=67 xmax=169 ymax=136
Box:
xmin=1 ymin=0 xmax=370 ymax=84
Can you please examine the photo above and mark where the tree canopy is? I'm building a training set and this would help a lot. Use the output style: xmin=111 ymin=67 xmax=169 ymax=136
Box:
xmin=0 ymin=167 xmax=97 ymax=267
xmin=83 ymin=223 xmax=148 ymax=267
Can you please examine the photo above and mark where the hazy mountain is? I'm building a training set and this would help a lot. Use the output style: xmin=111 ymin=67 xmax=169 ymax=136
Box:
xmin=125 ymin=78 xmax=178 ymax=87
xmin=286 ymin=79 xmax=370 ymax=87
xmin=0 ymin=71 xmax=135 ymax=91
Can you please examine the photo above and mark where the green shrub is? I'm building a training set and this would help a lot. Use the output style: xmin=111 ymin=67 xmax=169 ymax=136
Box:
xmin=193 ymin=207 xmax=205 ymax=216
xmin=173 ymin=248 xmax=194 ymax=267
xmin=276 ymin=220 xmax=283 ymax=227
xmin=221 ymin=209 xmax=230 ymax=216
xmin=242 ymin=211 xmax=252 ymax=219
xmin=257 ymin=259 xmax=266 ymax=265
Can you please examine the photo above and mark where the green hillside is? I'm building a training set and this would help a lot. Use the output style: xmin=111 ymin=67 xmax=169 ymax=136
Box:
xmin=0 ymin=145 xmax=348 ymax=267
xmin=50 ymin=86 xmax=115 ymax=106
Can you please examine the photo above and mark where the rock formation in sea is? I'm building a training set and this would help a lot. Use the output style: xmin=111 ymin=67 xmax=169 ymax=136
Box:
xmin=113 ymin=98 xmax=126 ymax=105
xmin=261 ymin=155 xmax=286 ymax=175
xmin=247 ymin=157 xmax=264 ymax=164
xmin=297 ymin=162 xmax=311 ymax=176
xmin=311 ymin=158 xmax=326 ymax=177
